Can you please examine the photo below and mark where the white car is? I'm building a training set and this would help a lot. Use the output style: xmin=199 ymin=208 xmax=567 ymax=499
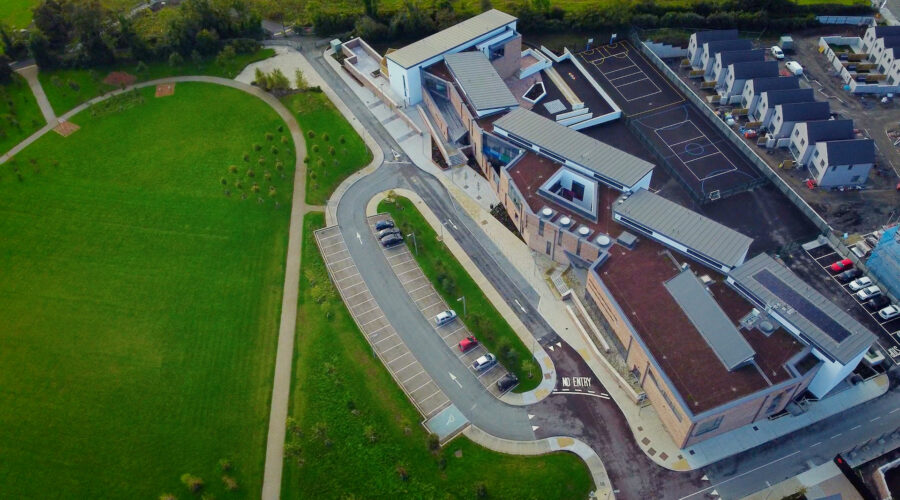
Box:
xmin=770 ymin=46 xmax=785 ymax=60
xmin=785 ymin=61 xmax=803 ymax=76
xmin=434 ymin=309 xmax=457 ymax=326
xmin=857 ymin=285 xmax=882 ymax=301
xmin=878 ymin=305 xmax=899 ymax=320
xmin=849 ymin=277 xmax=873 ymax=291
xmin=472 ymin=353 xmax=497 ymax=372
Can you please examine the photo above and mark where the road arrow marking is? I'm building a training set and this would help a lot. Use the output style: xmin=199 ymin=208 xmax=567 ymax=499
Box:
xmin=556 ymin=342 xmax=562 ymax=348
xmin=514 ymin=299 xmax=527 ymax=313
xmin=710 ymin=490 xmax=719 ymax=497
xmin=449 ymin=372 xmax=462 ymax=388
xmin=356 ymin=232 xmax=362 ymax=245
xmin=528 ymin=414 xmax=535 ymax=420
xmin=701 ymin=475 xmax=708 ymax=481
xmin=547 ymin=345 xmax=554 ymax=351
xmin=532 ymin=425 xmax=540 ymax=431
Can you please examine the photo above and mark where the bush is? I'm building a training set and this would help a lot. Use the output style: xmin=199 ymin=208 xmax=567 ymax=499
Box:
xmin=312 ymin=144 xmax=320 ymax=153
xmin=265 ymin=132 xmax=273 ymax=141
xmin=216 ymin=45 xmax=236 ymax=66
xmin=307 ymin=130 xmax=316 ymax=138
xmin=253 ymin=143 xmax=261 ymax=151
xmin=322 ymin=133 xmax=330 ymax=142
xmin=427 ymin=433 xmax=440 ymax=451
xmin=168 ymin=52 xmax=184 ymax=67
xmin=228 ymin=165 xmax=238 ymax=173
xmin=180 ymin=473 xmax=204 ymax=493
xmin=222 ymin=475 xmax=238 ymax=491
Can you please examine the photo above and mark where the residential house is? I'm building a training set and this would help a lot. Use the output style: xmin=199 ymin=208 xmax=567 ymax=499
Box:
xmin=688 ymin=29 xmax=739 ymax=67
xmin=768 ymin=101 xmax=831 ymax=138
xmin=719 ymin=61 xmax=780 ymax=104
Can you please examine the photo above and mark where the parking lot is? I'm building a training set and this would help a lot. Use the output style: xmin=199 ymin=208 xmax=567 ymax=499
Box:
xmin=801 ymin=241 xmax=900 ymax=363
xmin=368 ymin=213 xmax=514 ymax=398
xmin=314 ymin=225 xmax=452 ymax=418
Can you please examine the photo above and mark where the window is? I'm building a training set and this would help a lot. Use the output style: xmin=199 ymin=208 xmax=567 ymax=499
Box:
xmin=694 ymin=416 xmax=724 ymax=436
xmin=820 ymin=159 xmax=825 ymax=167
xmin=814 ymin=149 xmax=819 ymax=158
xmin=800 ymin=138 xmax=805 ymax=147
xmin=794 ymin=129 xmax=800 ymax=137
xmin=545 ymin=241 xmax=551 ymax=255
xmin=766 ymin=392 xmax=785 ymax=414
xmin=489 ymin=43 xmax=505 ymax=61
xmin=538 ymin=219 xmax=545 ymax=237
xmin=851 ymin=175 xmax=861 ymax=182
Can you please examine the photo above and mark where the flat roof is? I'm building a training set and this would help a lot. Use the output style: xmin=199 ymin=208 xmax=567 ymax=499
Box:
xmin=614 ymin=189 xmax=754 ymax=269
xmin=444 ymin=51 xmax=518 ymax=112
xmin=386 ymin=9 xmax=516 ymax=68
xmin=493 ymin=108 xmax=654 ymax=189
xmin=665 ymin=270 xmax=756 ymax=370
xmin=729 ymin=253 xmax=875 ymax=364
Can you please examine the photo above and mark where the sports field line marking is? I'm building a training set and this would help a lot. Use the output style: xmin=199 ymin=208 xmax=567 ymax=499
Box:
xmin=419 ymin=390 xmax=444 ymax=404
xmin=608 ymin=71 xmax=645 ymax=83
xmin=682 ymin=150 xmax=726 ymax=165
xmin=665 ymin=135 xmax=709 ymax=148
xmin=603 ymin=65 xmax=640 ymax=77
xmin=654 ymin=119 xmax=740 ymax=182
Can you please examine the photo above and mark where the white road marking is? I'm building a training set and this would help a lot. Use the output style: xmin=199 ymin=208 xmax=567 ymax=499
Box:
xmin=449 ymin=372 xmax=462 ymax=388
xmin=367 ymin=323 xmax=391 ymax=336
xmin=810 ymin=442 xmax=821 ymax=447
xmin=326 ymin=255 xmax=351 ymax=266
xmin=871 ymin=416 xmax=881 ymax=422
xmin=830 ymin=433 xmax=842 ymax=439
xmin=394 ymin=359 xmax=418 ymax=372
xmin=890 ymin=408 xmax=900 ymax=414
xmin=514 ymin=299 xmax=527 ymax=313
xmin=407 ymin=283 xmax=430 ymax=294
xmin=374 ymin=333 xmax=398 ymax=345
xmin=401 ymin=369 xmax=425 ymax=384
xmin=345 ymin=289 xmax=371 ymax=301
xmin=355 ymin=304 xmax=380 ymax=316
xmin=360 ymin=314 xmax=385 ymax=327
xmin=356 ymin=232 xmax=362 ymax=245
xmin=409 ymin=380 xmax=433 ymax=393
xmin=419 ymin=390 xmax=444 ymax=404
xmin=677 ymin=450 xmax=802 ymax=499
xmin=336 ymin=272 xmax=361 ymax=284
xmin=850 ymin=425 xmax=861 ymax=431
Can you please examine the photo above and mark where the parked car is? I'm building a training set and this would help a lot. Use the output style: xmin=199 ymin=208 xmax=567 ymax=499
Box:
xmin=837 ymin=268 xmax=861 ymax=283
xmin=879 ymin=305 xmax=900 ymax=320
xmin=472 ymin=353 xmax=497 ymax=372
xmin=865 ymin=295 xmax=891 ymax=311
xmin=381 ymin=235 xmax=404 ymax=248
xmin=378 ymin=228 xmax=401 ymax=239
xmin=829 ymin=258 xmax=853 ymax=272
xmin=849 ymin=277 xmax=873 ymax=291
xmin=374 ymin=219 xmax=395 ymax=231
xmin=458 ymin=336 xmax=478 ymax=352
xmin=856 ymin=285 xmax=882 ymax=301
xmin=770 ymin=46 xmax=785 ymax=60
xmin=496 ymin=372 xmax=519 ymax=392
xmin=435 ymin=309 xmax=457 ymax=326
xmin=785 ymin=60 xmax=803 ymax=76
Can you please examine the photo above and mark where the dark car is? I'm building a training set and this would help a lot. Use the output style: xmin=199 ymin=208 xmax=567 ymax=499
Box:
xmin=496 ymin=373 xmax=518 ymax=392
xmin=865 ymin=295 xmax=890 ymax=311
xmin=381 ymin=235 xmax=404 ymax=248
xmin=378 ymin=228 xmax=401 ymax=239
xmin=375 ymin=219 xmax=394 ymax=231
xmin=836 ymin=268 xmax=861 ymax=283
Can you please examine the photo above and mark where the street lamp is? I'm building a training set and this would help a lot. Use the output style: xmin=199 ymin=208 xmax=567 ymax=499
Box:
xmin=457 ymin=296 xmax=466 ymax=316
xmin=407 ymin=232 xmax=417 ymax=255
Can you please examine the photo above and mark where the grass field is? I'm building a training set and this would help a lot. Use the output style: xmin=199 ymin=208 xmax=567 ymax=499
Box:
xmin=0 ymin=82 xmax=295 ymax=498
xmin=378 ymin=196 xmax=540 ymax=392
xmin=38 ymin=48 xmax=275 ymax=116
xmin=0 ymin=73 xmax=45 ymax=154
xmin=282 ymin=91 xmax=372 ymax=205
xmin=281 ymin=212 xmax=593 ymax=499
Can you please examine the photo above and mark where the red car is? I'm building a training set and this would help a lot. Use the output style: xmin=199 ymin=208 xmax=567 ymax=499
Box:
xmin=458 ymin=336 xmax=478 ymax=353
xmin=829 ymin=258 xmax=853 ymax=272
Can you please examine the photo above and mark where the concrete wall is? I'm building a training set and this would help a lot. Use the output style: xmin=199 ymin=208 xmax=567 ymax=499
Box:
xmin=491 ymin=34 xmax=522 ymax=79
xmin=645 ymin=41 xmax=688 ymax=59
xmin=519 ymin=48 xmax=552 ymax=78
xmin=421 ymin=85 xmax=451 ymax=142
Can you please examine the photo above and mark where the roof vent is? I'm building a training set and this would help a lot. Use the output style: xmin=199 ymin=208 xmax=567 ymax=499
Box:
xmin=558 ymin=216 xmax=572 ymax=227
xmin=578 ymin=226 xmax=591 ymax=236
xmin=758 ymin=320 xmax=775 ymax=335
xmin=699 ymin=275 xmax=713 ymax=285
xmin=680 ymin=262 xmax=689 ymax=270
xmin=541 ymin=207 xmax=553 ymax=217
xmin=596 ymin=235 xmax=612 ymax=247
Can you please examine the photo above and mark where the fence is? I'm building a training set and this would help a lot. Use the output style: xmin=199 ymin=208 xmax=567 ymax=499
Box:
xmin=817 ymin=15 xmax=875 ymax=26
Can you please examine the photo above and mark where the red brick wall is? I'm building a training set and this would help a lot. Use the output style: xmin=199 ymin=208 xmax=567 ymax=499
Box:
xmin=491 ymin=35 xmax=523 ymax=79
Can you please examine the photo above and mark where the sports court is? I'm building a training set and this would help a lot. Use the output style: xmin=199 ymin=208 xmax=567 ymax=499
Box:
xmin=576 ymin=41 xmax=683 ymax=116
xmin=631 ymin=104 xmax=764 ymax=202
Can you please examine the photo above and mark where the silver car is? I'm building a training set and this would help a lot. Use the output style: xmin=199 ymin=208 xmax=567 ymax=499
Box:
xmin=472 ymin=353 xmax=497 ymax=372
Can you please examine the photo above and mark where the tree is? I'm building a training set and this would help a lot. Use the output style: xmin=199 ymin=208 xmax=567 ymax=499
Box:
xmin=169 ymin=51 xmax=185 ymax=67
xmin=269 ymin=68 xmax=290 ymax=90
xmin=0 ymin=54 xmax=12 ymax=83
xmin=180 ymin=474 xmax=204 ymax=493
xmin=294 ymin=68 xmax=308 ymax=90
xmin=480 ymin=0 xmax=492 ymax=11
xmin=216 ymin=45 xmax=236 ymax=66
xmin=254 ymin=67 xmax=268 ymax=89
xmin=195 ymin=28 xmax=219 ymax=56
xmin=28 ymin=31 xmax=57 ymax=69
xmin=363 ymin=0 xmax=379 ymax=17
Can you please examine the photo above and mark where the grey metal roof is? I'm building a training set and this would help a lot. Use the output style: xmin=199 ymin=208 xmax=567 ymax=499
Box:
xmin=777 ymin=101 xmax=830 ymax=121
xmin=761 ymin=88 xmax=814 ymax=107
xmin=493 ymin=108 xmax=654 ymax=188
xmin=747 ymin=76 xmax=799 ymax=94
xmin=874 ymin=26 xmax=900 ymax=38
xmin=718 ymin=49 xmax=765 ymax=66
xmin=879 ymin=36 xmax=900 ymax=49
xmin=824 ymin=139 xmax=874 ymax=165
xmin=728 ymin=253 xmax=875 ymax=364
xmin=444 ymin=51 xmax=518 ymax=112
xmin=614 ymin=189 xmax=753 ymax=269
xmin=665 ymin=270 xmax=756 ymax=371
xmin=704 ymin=39 xmax=752 ymax=57
xmin=386 ymin=10 xmax=516 ymax=68
xmin=694 ymin=30 xmax=739 ymax=45
xmin=730 ymin=61 xmax=779 ymax=79
xmin=804 ymin=119 xmax=854 ymax=142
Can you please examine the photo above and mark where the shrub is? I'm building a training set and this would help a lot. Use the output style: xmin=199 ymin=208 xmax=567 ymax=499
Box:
xmin=278 ymin=125 xmax=283 ymax=132
xmin=275 ymin=160 xmax=284 ymax=171
xmin=328 ymin=146 xmax=335 ymax=156
xmin=312 ymin=144 xmax=320 ymax=153
xmin=396 ymin=465 xmax=409 ymax=481
xmin=246 ymin=169 xmax=255 ymax=177
xmin=281 ymin=136 xmax=288 ymax=144
xmin=168 ymin=52 xmax=184 ymax=67
xmin=251 ymin=183 xmax=260 ymax=193
xmin=180 ymin=473 xmax=204 ymax=493
xmin=220 ymin=177 xmax=227 ymax=185
xmin=307 ymin=130 xmax=315 ymax=138
xmin=234 ymin=180 xmax=243 ymax=189
xmin=265 ymin=132 xmax=273 ymax=141
xmin=427 ymin=433 xmax=440 ymax=451
xmin=221 ymin=475 xmax=238 ymax=491
xmin=268 ymin=185 xmax=276 ymax=196
xmin=264 ymin=171 xmax=272 ymax=181
xmin=242 ymin=153 xmax=249 ymax=162
xmin=135 ymin=60 xmax=148 ymax=73
xmin=228 ymin=165 xmax=238 ymax=173
xmin=258 ymin=157 xmax=265 ymax=166
xmin=339 ymin=135 xmax=346 ymax=144
xmin=218 ymin=458 xmax=232 ymax=472
xmin=322 ymin=133 xmax=330 ymax=142
xmin=271 ymin=146 xmax=278 ymax=155
xmin=216 ymin=45 xmax=236 ymax=66
xmin=253 ymin=143 xmax=261 ymax=151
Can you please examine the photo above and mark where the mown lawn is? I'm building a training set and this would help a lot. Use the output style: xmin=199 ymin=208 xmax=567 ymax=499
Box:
xmin=2 ymin=0 xmax=142 ymax=27
xmin=0 ymin=82 xmax=295 ymax=499
xmin=37 ymin=48 xmax=275 ymax=116
xmin=378 ymin=196 xmax=541 ymax=392
xmin=282 ymin=91 xmax=372 ymax=205
xmin=281 ymin=212 xmax=593 ymax=499
xmin=0 ymin=73 xmax=45 ymax=154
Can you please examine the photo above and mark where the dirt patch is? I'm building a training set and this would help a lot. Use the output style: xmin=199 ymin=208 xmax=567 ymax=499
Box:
xmin=53 ymin=121 xmax=80 ymax=137
xmin=102 ymin=71 xmax=137 ymax=87
xmin=155 ymin=83 xmax=175 ymax=98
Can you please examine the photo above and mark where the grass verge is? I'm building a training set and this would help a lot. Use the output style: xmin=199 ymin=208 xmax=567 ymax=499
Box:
xmin=378 ymin=195 xmax=540 ymax=392
xmin=281 ymin=211 xmax=593 ymax=498
xmin=37 ymin=48 xmax=275 ymax=116
xmin=0 ymin=73 xmax=46 ymax=154
xmin=0 ymin=82 xmax=295 ymax=498
xmin=281 ymin=90 xmax=372 ymax=205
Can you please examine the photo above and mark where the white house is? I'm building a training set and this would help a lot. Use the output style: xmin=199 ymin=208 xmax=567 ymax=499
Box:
xmin=808 ymin=139 xmax=875 ymax=187
xmin=688 ymin=29 xmax=738 ymax=67
xmin=719 ymin=61 xmax=779 ymax=104
xmin=788 ymin=119 xmax=854 ymax=166
xmin=698 ymin=39 xmax=752 ymax=73
xmin=707 ymin=49 xmax=765 ymax=83
xmin=741 ymin=76 xmax=800 ymax=116
xmin=768 ymin=101 xmax=831 ymax=138
xmin=752 ymin=87 xmax=814 ymax=125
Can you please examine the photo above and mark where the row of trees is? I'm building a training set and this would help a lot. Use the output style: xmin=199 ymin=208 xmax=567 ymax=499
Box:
xmin=0 ymin=0 xmax=264 ymax=70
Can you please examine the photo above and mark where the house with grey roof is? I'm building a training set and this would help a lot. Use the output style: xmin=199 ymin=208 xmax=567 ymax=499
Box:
xmin=444 ymin=51 xmax=518 ymax=117
xmin=719 ymin=61 xmax=780 ymax=104
xmin=768 ymin=101 xmax=831 ymax=138
xmin=808 ymin=139 xmax=875 ymax=187
xmin=688 ymin=29 xmax=739 ymax=67
xmin=698 ymin=39 xmax=753 ymax=73
xmin=862 ymin=25 xmax=900 ymax=54
xmin=788 ymin=119 xmax=853 ymax=166
xmin=707 ymin=49 xmax=765 ymax=83
xmin=751 ymin=88 xmax=814 ymax=126
xmin=613 ymin=188 xmax=754 ymax=273
xmin=727 ymin=253 xmax=875 ymax=398
xmin=741 ymin=76 xmax=800 ymax=116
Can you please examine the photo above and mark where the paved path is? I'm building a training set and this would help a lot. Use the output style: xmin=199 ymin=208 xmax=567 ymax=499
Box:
xmin=0 ymin=75 xmax=310 ymax=500
xmin=14 ymin=64 xmax=57 ymax=128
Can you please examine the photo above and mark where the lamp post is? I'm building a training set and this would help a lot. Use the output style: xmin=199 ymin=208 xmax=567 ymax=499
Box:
xmin=457 ymin=296 xmax=466 ymax=317
xmin=407 ymin=232 xmax=417 ymax=255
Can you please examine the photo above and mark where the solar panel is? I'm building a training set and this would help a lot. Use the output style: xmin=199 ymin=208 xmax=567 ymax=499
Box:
xmin=544 ymin=99 xmax=566 ymax=114
xmin=753 ymin=269 xmax=851 ymax=343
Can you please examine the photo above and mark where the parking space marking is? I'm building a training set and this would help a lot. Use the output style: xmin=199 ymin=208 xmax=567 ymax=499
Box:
xmin=391 ymin=257 xmax=415 ymax=267
xmin=401 ymin=275 xmax=427 ymax=286
xmin=336 ymin=272 xmax=361 ymax=284
xmin=360 ymin=314 xmax=386 ymax=327
xmin=442 ymin=325 xmax=466 ymax=339
xmin=401 ymin=369 xmax=425 ymax=384
xmin=330 ymin=260 xmax=358 ymax=273
xmin=407 ymin=283 xmax=430 ymax=294
xmin=395 ymin=266 xmax=420 ymax=277
xmin=354 ymin=304 xmax=381 ymax=316
xmin=380 ymin=342 xmax=405 ymax=356
xmin=395 ymin=359 xmax=419 ymax=373
xmin=318 ymin=232 xmax=344 ymax=243
xmin=385 ymin=351 xmax=411 ymax=365
xmin=345 ymin=289 xmax=371 ymax=301
xmin=477 ymin=364 xmax=499 ymax=379
xmin=409 ymin=379 xmax=433 ymax=394
xmin=325 ymin=254 xmax=351 ymax=265
xmin=419 ymin=390 xmax=443 ymax=404
xmin=374 ymin=333 xmax=398 ymax=346
xmin=367 ymin=323 xmax=391 ymax=336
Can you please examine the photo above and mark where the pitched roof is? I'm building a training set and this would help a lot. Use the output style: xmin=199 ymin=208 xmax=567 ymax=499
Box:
xmin=878 ymin=36 xmax=900 ymax=49
xmin=614 ymin=189 xmax=754 ymax=269
xmin=824 ymin=139 xmax=875 ymax=165
xmin=718 ymin=49 xmax=765 ymax=66
xmin=387 ymin=9 xmax=517 ymax=68
xmin=873 ymin=26 xmax=900 ymax=38
xmin=665 ymin=270 xmax=756 ymax=371
xmin=444 ymin=51 xmax=518 ymax=112
xmin=703 ymin=38 xmax=752 ymax=56
xmin=777 ymin=100 xmax=830 ymax=121
xmin=803 ymin=119 xmax=854 ymax=142
xmin=493 ymin=108 xmax=654 ymax=189
xmin=747 ymin=76 xmax=800 ymax=94
xmin=694 ymin=29 xmax=739 ymax=45
xmin=761 ymin=88 xmax=815 ymax=107
xmin=730 ymin=61 xmax=780 ymax=79
xmin=728 ymin=253 xmax=875 ymax=365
